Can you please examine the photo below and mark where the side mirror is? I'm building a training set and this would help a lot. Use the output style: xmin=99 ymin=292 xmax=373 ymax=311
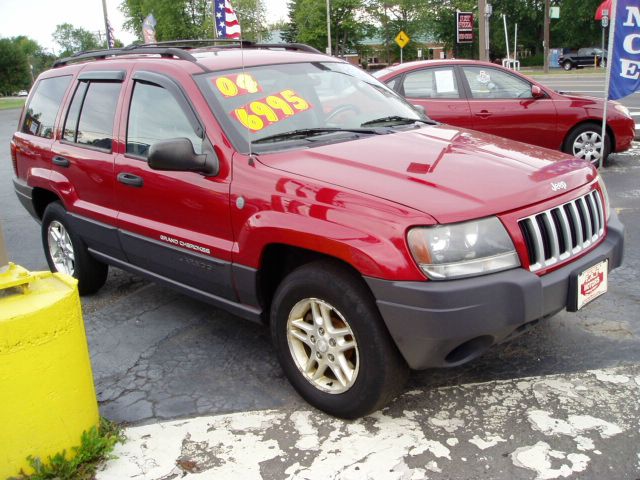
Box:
xmin=148 ymin=138 xmax=218 ymax=176
xmin=531 ymin=85 xmax=545 ymax=99
xmin=413 ymin=104 xmax=426 ymax=115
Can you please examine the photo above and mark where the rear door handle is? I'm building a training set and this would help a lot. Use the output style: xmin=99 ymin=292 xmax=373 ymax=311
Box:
xmin=117 ymin=172 xmax=144 ymax=187
xmin=475 ymin=110 xmax=492 ymax=119
xmin=52 ymin=156 xmax=70 ymax=167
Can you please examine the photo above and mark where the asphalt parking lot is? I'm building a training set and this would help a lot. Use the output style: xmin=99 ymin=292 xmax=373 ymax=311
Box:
xmin=2 ymin=100 xmax=640 ymax=478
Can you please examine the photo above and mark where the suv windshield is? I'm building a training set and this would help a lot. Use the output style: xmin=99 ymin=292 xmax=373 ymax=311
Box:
xmin=198 ymin=61 xmax=429 ymax=152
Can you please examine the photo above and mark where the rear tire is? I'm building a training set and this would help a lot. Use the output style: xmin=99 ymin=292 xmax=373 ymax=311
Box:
xmin=563 ymin=122 xmax=611 ymax=167
xmin=42 ymin=202 xmax=108 ymax=295
xmin=270 ymin=261 xmax=408 ymax=419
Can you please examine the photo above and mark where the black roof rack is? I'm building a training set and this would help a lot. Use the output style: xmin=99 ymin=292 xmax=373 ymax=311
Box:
xmin=53 ymin=46 xmax=198 ymax=68
xmin=52 ymin=41 xmax=324 ymax=68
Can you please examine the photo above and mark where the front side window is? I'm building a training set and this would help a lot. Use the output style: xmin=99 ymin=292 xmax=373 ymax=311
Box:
xmin=402 ymin=68 xmax=460 ymax=99
xmin=21 ymin=76 xmax=72 ymax=139
xmin=462 ymin=66 xmax=532 ymax=99
xmin=198 ymin=62 xmax=425 ymax=153
xmin=63 ymin=81 xmax=121 ymax=150
xmin=126 ymin=81 xmax=203 ymax=158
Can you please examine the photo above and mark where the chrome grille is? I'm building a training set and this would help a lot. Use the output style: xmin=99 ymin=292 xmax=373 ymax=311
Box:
xmin=519 ymin=190 xmax=605 ymax=272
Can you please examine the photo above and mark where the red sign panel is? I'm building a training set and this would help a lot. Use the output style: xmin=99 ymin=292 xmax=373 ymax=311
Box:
xmin=457 ymin=12 xmax=474 ymax=44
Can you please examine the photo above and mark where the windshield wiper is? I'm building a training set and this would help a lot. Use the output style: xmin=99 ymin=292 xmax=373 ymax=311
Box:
xmin=360 ymin=116 xmax=435 ymax=127
xmin=252 ymin=127 xmax=386 ymax=144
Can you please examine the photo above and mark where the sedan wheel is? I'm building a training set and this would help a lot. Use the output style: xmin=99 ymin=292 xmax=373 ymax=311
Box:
xmin=563 ymin=61 xmax=572 ymax=71
xmin=572 ymin=130 xmax=604 ymax=164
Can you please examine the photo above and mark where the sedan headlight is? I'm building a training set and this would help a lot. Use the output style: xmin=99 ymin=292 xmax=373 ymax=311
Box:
xmin=614 ymin=103 xmax=631 ymax=118
xmin=407 ymin=217 xmax=520 ymax=280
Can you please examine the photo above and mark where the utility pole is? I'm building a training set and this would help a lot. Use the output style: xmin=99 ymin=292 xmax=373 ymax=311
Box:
xmin=101 ymin=0 xmax=112 ymax=48
xmin=543 ymin=0 xmax=550 ymax=73
xmin=479 ymin=0 xmax=487 ymax=60
xmin=326 ymin=0 xmax=332 ymax=55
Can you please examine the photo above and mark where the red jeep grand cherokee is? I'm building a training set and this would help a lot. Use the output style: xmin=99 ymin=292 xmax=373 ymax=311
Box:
xmin=11 ymin=42 xmax=624 ymax=418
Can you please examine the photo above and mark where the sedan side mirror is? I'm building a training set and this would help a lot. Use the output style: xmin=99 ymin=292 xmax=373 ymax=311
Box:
xmin=148 ymin=138 xmax=219 ymax=176
xmin=531 ymin=85 xmax=545 ymax=99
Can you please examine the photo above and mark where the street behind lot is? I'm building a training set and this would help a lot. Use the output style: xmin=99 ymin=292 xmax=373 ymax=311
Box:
xmin=2 ymin=96 xmax=640 ymax=478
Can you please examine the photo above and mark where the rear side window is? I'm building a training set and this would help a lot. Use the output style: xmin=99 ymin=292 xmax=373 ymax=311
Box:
xmin=21 ymin=76 xmax=72 ymax=139
xmin=63 ymin=81 xmax=121 ymax=151
xmin=402 ymin=68 xmax=460 ymax=99
xmin=126 ymin=81 xmax=202 ymax=158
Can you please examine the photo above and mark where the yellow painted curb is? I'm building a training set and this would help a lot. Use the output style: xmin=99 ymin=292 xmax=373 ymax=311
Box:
xmin=0 ymin=265 xmax=99 ymax=478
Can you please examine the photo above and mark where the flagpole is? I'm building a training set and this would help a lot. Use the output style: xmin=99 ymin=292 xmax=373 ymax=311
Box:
xmin=600 ymin=0 xmax=618 ymax=169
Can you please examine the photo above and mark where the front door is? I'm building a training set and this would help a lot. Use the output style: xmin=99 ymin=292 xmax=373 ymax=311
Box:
xmin=114 ymin=71 xmax=234 ymax=300
xmin=460 ymin=65 xmax=560 ymax=150
xmin=397 ymin=66 xmax=474 ymax=129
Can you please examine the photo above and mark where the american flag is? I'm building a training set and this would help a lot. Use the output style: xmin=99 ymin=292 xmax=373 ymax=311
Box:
xmin=215 ymin=0 xmax=241 ymax=39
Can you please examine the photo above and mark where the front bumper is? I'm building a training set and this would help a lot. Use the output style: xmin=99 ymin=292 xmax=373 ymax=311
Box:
xmin=365 ymin=211 xmax=624 ymax=370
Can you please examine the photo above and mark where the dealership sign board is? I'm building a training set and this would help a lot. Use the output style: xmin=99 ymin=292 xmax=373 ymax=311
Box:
xmin=457 ymin=12 xmax=474 ymax=44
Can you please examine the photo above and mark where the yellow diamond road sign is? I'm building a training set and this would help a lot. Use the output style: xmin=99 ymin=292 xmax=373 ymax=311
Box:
xmin=395 ymin=31 xmax=410 ymax=49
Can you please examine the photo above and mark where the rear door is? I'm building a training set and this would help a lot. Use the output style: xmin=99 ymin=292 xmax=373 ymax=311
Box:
xmin=460 ymin=65 xmax=560 ymax=149
xmin=394 ymin=66 xmax=473 ymax=128
xmin=114 ymin=69 xmax=235 ymax=299
xmin=14 ymin=75 xmax=73 ymax=184
xmin=51 ymin=70 xmax=127 ymax=260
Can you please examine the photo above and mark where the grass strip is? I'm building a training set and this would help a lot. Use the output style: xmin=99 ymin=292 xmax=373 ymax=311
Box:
xmin=10 ymin=418 xmax=125 ymax=480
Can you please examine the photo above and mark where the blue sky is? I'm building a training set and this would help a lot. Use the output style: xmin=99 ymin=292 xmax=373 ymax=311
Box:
xmin=0 ymin=0 xmax=288 ymax=53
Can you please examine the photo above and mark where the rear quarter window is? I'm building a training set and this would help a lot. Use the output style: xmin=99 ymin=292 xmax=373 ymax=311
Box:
xmin=21 ymin=76 xmax=72 ymax=139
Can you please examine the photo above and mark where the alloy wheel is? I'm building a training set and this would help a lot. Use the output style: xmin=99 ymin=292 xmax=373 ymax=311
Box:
xmin=47 ymin=220 xmax=75 ymax=275
xmin=286 ymin=298 xmax=359 ymax=394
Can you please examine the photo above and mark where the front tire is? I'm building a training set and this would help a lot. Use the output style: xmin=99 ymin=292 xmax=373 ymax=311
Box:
xmin=42 ymin=202 xmax=108 ymax=295
xmin=563 ymin=60 xmax=573 ymax=71
xmin=270 ymin=261 xmax=408 ymax=419
xmin=563 ymin=122 xmax=611 ymax=166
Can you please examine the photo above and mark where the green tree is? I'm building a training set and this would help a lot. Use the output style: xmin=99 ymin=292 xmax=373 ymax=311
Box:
xmin=53 ymin=23 xmax=102 ymax=57
xmin=121 ymin=0 xmax=267 ymax=41
xmin=284 ymin=0 xmax=371 ymax=55
xmin=0 ymin=38 xmax=30 ymax=95
xmin=12 ymin=36 xmax=56 ymax=80
xmin=234 ymin=0 xmax=269 ymax=41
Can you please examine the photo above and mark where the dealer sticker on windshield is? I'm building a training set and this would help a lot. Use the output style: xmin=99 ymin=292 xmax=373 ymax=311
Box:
xmin=576 ymin=259 xmax=608 ymax=310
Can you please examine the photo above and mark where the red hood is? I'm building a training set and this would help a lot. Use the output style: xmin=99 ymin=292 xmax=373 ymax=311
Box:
xmin=257 ymin=125 xmax=597 ymax=223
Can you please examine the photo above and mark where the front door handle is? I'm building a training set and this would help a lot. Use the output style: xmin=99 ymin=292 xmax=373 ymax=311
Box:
xmin=52 ymin=156 xmax=70 ymax=167
xmin=117 ymin=172 xmax=144 ymax=187
xmin=475 ymin=110 xmax=493 ymax=119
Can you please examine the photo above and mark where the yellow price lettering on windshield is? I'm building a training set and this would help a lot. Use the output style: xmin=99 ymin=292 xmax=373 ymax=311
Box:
xmin=214 ymin=74 xmax=262 ymax=97
xmin=233 ymin=108 xmax=264 ymax=131
xmin=280 ymin=90 xmax=309 ymax=111
xmin=231 ymin=91 xmax=313 ymax=132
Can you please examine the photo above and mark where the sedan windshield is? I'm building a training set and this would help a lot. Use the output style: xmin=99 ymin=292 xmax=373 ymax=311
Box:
xmin=198 ymin=62 xmax=430 ymax=153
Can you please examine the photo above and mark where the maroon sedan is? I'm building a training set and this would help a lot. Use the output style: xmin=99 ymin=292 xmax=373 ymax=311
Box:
xmin=374 ymin=60 xmax=635 ymax=165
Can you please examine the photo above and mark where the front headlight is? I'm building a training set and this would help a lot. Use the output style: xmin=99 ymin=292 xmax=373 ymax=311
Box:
xmin=407 ymin=217 xmax=520 ymax=280
xmin=614 ymin=103 xmax=631 ymax=118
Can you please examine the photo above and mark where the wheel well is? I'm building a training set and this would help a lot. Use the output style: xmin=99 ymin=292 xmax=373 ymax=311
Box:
xmin=563 ymin=121 xmax=615 ymax=152
xmin=32 ymin=188 xmax=61 ymax=220
xmin=257 ymin=244 xmax=366 ymax=324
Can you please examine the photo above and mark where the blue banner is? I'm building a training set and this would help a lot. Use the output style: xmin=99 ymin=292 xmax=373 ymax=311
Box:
xmin=609 ymin=0 xmax=640 ymax=100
